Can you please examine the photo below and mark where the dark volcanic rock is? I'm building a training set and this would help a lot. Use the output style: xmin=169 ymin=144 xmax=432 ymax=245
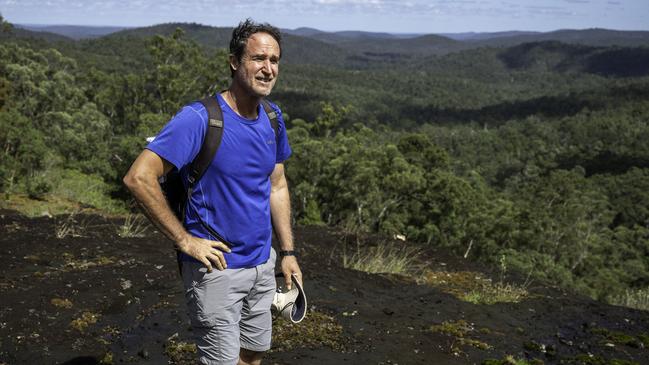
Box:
xmin=1 ymin=210 xmax=648 ymax=364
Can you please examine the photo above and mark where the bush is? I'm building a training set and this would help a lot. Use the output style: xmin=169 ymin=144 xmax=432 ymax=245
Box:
xmin=51 ymin=169 xmax=127 ymax=213
xmin=26 ymin=175 xmax=52 ymax=200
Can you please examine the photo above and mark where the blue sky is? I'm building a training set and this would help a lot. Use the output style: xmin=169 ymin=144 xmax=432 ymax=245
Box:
xmin=1 ymin=0 xmax=647 ymax=33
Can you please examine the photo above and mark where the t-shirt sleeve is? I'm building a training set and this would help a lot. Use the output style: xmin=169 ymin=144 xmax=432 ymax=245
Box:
xmin=145 ymin=103 xmax=207 ymax=170
xmin=273 ymin=105 xmax=292 ymax=163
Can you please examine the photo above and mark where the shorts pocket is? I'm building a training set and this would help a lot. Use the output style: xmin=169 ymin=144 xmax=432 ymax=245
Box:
xmin=184 ymin=263 xmax=231 ymax=327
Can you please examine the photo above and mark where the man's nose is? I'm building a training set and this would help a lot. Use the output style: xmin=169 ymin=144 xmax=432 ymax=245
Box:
xmin=261 ymin=60 xmax=272 ymax=74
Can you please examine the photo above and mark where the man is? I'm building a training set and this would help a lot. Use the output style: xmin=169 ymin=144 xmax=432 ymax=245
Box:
xmin=123 ymin=19 xmax=302 ymax=365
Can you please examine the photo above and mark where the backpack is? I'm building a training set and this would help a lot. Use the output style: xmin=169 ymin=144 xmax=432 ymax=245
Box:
xmin=162 ymin=95 xmax=280 ymax=246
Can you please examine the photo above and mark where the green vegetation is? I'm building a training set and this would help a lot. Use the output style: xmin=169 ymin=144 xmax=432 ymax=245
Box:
xmin=70 ymin=311 xmax=101 ymax=332
xmin=461 ymin=281 xmax=529 ymax=305
xmin=164 ymin=333 xmax=197 ymax=364
xmin=429 ymin=319 xmax=492 ymax=354
xmin=2 ymin=18 xmax=648 ymax=306
xmin=461 ymin=255 xmax=531 ymax=304
xmin=271 ymin=310 xmax=345 ymax=352
xmin=589 ymin=327 xmax=644 ymax=348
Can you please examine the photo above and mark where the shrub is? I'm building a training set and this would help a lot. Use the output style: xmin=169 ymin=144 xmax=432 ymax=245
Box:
xmin=51 ymin=169 xmax=127 ymax=213
xmin=26 ymin=175 xmax=52 ymax=200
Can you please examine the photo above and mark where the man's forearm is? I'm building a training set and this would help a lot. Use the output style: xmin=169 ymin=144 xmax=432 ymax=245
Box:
xmin=270 ymin=183 xmax=293 ymax=251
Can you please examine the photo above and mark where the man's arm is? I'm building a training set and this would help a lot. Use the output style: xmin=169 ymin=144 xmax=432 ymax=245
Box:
xmin=270 ymin=163 xmax=302 ymax=289
xmin=123 ymin=149 xmax=231 ymax=272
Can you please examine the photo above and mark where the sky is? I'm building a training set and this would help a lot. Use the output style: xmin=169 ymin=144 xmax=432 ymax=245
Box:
xmin=1 ymin=0 xmax=648 ymax=34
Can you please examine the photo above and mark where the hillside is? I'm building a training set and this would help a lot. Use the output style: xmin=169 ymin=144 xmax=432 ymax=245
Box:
xmin=1 ymin=210 xmax=648 ymax=364
xmin=498 ymin=41 xmax=649 ymax=77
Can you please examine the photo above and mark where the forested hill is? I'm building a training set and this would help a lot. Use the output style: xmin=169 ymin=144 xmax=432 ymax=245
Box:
xmin=1 ymin=16 xmax=649 ymax=312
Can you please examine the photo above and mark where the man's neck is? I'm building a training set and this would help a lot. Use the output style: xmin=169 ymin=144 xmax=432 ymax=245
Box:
xmin=221 ymin=85 xmax=261 ymax=119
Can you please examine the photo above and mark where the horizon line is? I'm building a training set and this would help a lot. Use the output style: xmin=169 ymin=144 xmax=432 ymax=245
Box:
xmin=14 ymin=22 xmax=649 ymax=36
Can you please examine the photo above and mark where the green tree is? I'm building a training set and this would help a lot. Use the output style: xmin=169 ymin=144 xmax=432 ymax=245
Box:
xmin=147 ymin=28 xmax=229 ymax=114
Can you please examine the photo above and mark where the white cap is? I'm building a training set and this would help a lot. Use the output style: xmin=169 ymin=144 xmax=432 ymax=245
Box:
xmin=272 ymin=274 xmax=307 ymax=323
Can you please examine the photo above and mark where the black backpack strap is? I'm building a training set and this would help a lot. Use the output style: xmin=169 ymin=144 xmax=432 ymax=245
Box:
xmin=260 ymin=99 xmax=279 ymax=142
xmin=179 ymin=96 xmax=231 ymax=247
xmin=189 ymin=96 xmax=224 ymax=187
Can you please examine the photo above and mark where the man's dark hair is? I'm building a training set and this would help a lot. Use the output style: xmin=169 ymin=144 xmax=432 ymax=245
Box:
xmin=229 ymin=18 xmax=282 ymax=76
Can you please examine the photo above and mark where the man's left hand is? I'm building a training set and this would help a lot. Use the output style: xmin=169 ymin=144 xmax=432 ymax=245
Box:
xmin=280 ymin=255 xmax=302 ymax=290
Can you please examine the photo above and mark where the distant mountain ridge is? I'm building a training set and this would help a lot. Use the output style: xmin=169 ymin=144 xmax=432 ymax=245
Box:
xmin=9 ymin=23 xmax=649 ymax=68
xmin=16 ymin=24 xmax=130 ymax=39
xmin=439 ymin=31 xmax=540 ymax=41
xmin=474 ymin=28 xmax=649 ymax=48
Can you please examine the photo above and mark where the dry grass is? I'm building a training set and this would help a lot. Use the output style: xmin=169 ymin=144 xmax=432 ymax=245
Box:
xmin=54 ymin=211 xmax=85 ymax=239
xmin=461 ymin=255 xmax=531 ymax=304
xmin=609 ymin=288 xmax=649 ymax=311
xmin=61 ymin=252 xmax=116 ymax=271
xmin=70 ymin=311 xmax=101 ymax=332
xmin=342 ymin=242 xmax=421 ymax=275
xmin=117 ymin=213 xmax=149 ymax=238
xmin=429 ymin=319 xmax=492 ymax=355
xmin=165 ymin=333 xmax=196 ymax=364
xmin=50 ymin=298 xmax=73 ymax=309
xmin=461 ymin=282 xmax=529 ymax=305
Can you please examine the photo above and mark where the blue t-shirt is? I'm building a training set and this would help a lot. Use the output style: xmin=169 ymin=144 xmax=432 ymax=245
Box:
xmin=146 ymin=94 xmax=292 ymax=268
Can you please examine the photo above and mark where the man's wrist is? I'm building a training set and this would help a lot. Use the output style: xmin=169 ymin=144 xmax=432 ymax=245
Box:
xmin=278 ymin=250 xmax=297 ymax=257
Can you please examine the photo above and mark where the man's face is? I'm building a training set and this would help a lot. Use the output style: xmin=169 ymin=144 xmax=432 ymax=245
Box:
xmin=231 ymin=32 xmax=280 ymax=98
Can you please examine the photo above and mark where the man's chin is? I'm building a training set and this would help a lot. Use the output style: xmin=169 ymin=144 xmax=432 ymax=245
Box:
xmin=253 ymin=85 xmax=274 ymax=97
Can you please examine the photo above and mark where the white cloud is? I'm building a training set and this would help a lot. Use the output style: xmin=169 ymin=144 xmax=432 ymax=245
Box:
xmin=1 ymin=0 xmax=647 ymax=32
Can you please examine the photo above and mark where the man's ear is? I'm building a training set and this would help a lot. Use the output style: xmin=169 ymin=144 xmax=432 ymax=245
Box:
xmin=229 ymin=54 xmax=239 ymax=73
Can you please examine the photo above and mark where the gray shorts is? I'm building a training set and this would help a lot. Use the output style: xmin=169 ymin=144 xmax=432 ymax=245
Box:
xmin=181 ymin=248 xmax=276 ymax=365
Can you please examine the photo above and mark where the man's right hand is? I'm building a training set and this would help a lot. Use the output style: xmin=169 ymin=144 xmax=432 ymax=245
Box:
xmin=177 ymin=236 xmax=231 ymax=272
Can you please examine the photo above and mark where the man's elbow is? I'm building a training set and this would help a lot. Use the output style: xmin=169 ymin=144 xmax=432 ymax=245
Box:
xmin=123 ymin=150 xmax=166 ymax=194
xmin=271 ymin=179 xmax=288 ymax=194
xmin=123 ymin=168 xmax=149 ymax=194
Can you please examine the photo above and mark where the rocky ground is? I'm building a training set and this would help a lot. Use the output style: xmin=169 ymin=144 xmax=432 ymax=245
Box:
xmin=1 ymin=209 xmax=648 ymax=365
